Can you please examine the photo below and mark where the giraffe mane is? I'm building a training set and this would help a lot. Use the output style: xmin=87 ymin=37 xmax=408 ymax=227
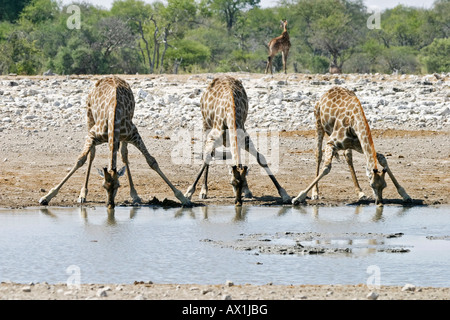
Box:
xmin=229 ymin=80 xmax=241 ymax=168
xmin=356 ymin=98 xmax=378 ymax=170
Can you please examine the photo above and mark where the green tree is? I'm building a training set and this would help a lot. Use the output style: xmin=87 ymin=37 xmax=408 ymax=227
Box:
xmin=292 ymin=0 xmax=367 ymax=71
xmin=420 ymin=38 xmax=450 ymax=73
xmin=205 ymin=0 xmax=260 ymax=33
xmin=0 ymin=0 xmax=31 ymax=22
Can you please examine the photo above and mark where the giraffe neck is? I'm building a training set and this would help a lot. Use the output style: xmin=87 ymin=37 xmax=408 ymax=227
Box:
xmin=229 ymin=87 xmax=242 ymax=168
xmin=108 ymin=82 xmax=121 ymax=171
xmin=354 ymin=105 xmax=378 ymax=176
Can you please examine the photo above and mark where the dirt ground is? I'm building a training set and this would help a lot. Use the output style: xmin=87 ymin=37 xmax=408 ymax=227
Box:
xmin=1 ymin=282 xmax=449 ymax=300
xmin=0 ymin=128 xmax=448 ymax=209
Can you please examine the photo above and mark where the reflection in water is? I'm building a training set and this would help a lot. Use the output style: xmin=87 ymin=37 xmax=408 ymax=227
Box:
xmin=4 ymin=204 xmax=449 ymax=286
xmin=39 ymin=208 xmax=58 ymax=218
xmin=174 ymin=207 xmax=195 ymax=219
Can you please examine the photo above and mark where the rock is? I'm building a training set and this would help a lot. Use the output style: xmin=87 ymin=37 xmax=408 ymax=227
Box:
xmin=22 ymin=286 xmax=31 ymax=292
xmin=138 ymin=89 xmax=148 ymax=99
xmin=96 ymin=288 xmax=108 ymax=297
xmin=43 ymin=69 xmax=56 ymax=76
xmin=225 ymin=280 xmax=234 ymax=287
xmin=366 ymin=291 xmax=379 ymax=300
xmin=401 ymin=284 xmax=416 ymax=292
xmin=222 ymin=294 xmax=232 ymax=300
xmin=437 ymin=107 xmax=450 ymax=116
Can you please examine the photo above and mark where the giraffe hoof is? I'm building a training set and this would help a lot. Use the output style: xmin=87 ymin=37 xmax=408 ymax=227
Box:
xmin=78 ymin=197 xmax=86 ymax=204
xmin=403 ymin=197 xmax=412 ymax=203
xmin=199 ymin=193 xmax=207 ymax=200
xmin=39 ymin=198 xmax=49 ymax=206
xmin=132 ymin=197 xmax=142 ymax=205
xmin=292 ymin=193 xmax=307 ymax=205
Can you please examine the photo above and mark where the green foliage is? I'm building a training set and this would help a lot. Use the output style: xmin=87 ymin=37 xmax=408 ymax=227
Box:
xmin=0 ymin=0 xmax=448 ymax=75
xmin=420 ymin=38 xmax=450 ymax=73
xmin=166 ymin=39 xmax=211 ymax=71
xmin=0 ymin=0 xmax=31 ymax=22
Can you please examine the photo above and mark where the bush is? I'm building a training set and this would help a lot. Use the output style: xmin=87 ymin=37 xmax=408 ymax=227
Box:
xmin=420 ymin=38 xmax=450 ymax=73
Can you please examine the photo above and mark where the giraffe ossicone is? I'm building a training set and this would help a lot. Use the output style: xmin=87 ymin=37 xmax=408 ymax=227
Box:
xmin=292 ymin=86 xmax=411 ymax=206
xmin=39 ymin=76 xmax=191 ymax=209
xmin=185 ymin=75 xmax=290 ymax=206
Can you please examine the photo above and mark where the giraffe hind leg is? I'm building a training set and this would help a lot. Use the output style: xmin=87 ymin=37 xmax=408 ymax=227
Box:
xmin=293 ymin=143 xmax=335 ymax=205
xmin=185 ymin=129 xmax=223 ymax=200
xmin=121 ymin=142 xmax=141 ymax=204
xmin=344 ymin=149 xmax=366 ymax=200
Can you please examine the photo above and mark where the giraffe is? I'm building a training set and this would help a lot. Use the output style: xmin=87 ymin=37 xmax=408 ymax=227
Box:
xmin=184 ymin=75 xmax=290 ymax=206
xmin=39 ymin=76 xmax=190 ymax=209
xmin=292 ymin=86 xmax=411 ymax=206
xmin=265 ymin=19 xmax=291 ymax=75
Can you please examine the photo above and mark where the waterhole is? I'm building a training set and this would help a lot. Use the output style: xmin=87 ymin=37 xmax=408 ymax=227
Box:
xmin=0 ymin=205 xmax=449 ymax=286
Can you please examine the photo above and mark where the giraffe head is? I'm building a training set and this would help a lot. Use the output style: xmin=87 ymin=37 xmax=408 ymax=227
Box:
xmin=280 ymin=19 xmax=288 ymax=30
xmin=98 ymin=167 xmax=126 ymax=209
xmin=230 ymin=165 xmax=248 ymax=206
xmin=370 ymin=168 xmax=387 ymax=206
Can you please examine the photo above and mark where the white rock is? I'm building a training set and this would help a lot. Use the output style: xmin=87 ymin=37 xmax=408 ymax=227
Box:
xmin=437 ymin=106 xmax=450 ymax=116
xmin=96 ymin=288 xmax=108 ymax=297
xmin=401 ymin=283 xmax=416 ymax=292
xmin=22 ymin=286 xmax=32 ymax=292
xmin=366 ymin=291 xmax=379 ymax=300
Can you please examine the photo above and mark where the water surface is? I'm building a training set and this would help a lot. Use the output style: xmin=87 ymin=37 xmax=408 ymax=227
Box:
xmin=0 ymin=205 xmax=449 ymax=287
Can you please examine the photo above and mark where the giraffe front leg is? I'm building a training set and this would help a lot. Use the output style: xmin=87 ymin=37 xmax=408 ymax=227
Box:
xmin=199 ymin=165 xmax=209 ymax=199
xmin=40 ymin=138 xmax=95 ymax=205
xmin=244 ymin=134 xmax=290 ymax=203
xmin=311 ymin=126 xmax=324 ymax=200
xmin=376 ymin=153 xmax=412 ymax=202
xmin=293 ymin=144 xmax=335 ymax=205
xmin=130 ymin=131 xmax=191 ymax=206
xmin=78 ymin=146 xmax=96 ymax=203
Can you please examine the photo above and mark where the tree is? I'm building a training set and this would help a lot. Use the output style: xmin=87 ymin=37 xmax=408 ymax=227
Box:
xmin=293 ymin=0 xmax=367 ymax=71
xmin=0 ymin=0 xmax=31 ymax=22
xmin=380 ymin=46 xmax=419 ymax=74
xmin=420 ymin=38 xmax=450 ymax=73
xmin=206 ymin=0 xmax=260 ymax=33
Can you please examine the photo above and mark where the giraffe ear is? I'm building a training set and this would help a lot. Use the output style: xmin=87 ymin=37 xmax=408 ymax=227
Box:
xmin=98 ymin=167 xmax=106 ymax=177
xmin=117 ymin=166 xmax=126 ymax=177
